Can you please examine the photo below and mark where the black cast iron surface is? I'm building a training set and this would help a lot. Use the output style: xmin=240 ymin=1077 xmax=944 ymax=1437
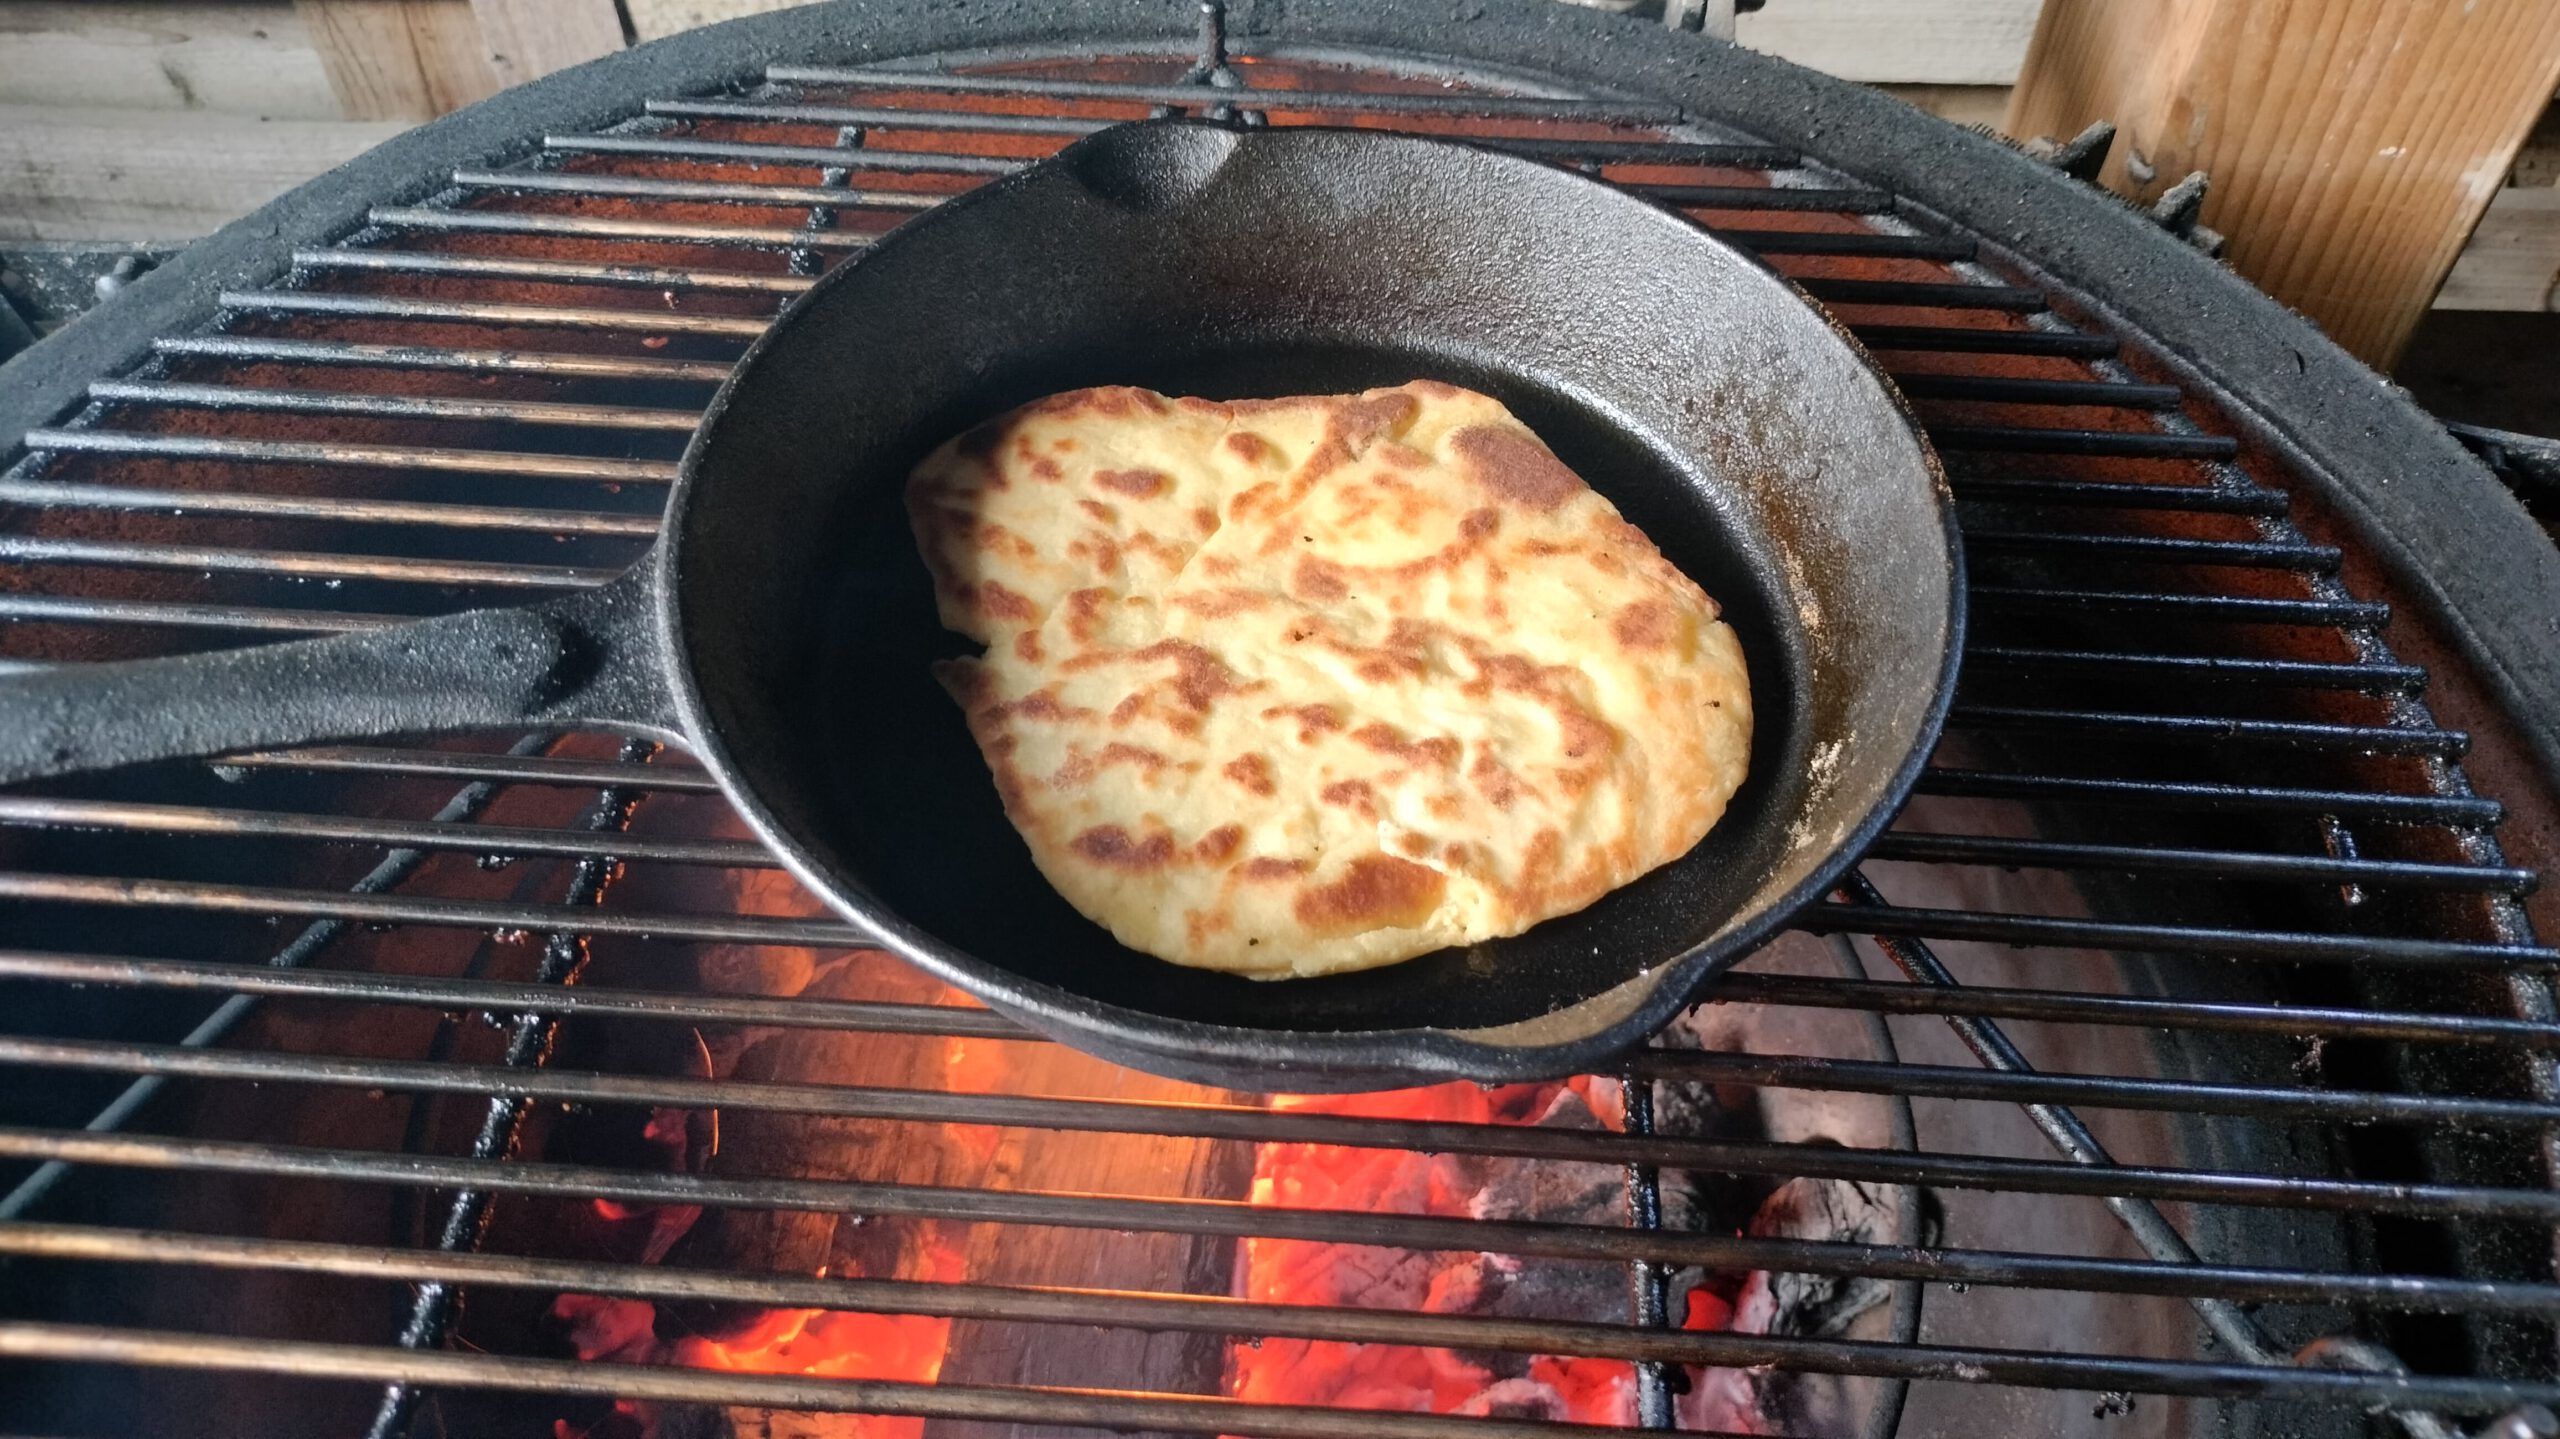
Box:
xmin=665 ymin=119 xmax=1956 ymax=1083
xmin=0 ymin=4 xmax=2554 ymax=1438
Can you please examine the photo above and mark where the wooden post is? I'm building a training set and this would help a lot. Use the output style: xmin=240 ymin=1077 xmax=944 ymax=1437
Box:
xmin=467 ymin=0 xmax=626 ymax=90
xmin=2004 ymin=0 xmax=2560 ymax=366
xmin=292 ymin=0 xmax=499 ymax=122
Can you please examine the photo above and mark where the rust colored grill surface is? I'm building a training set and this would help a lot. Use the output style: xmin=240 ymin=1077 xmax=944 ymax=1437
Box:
xmin=1 ymin=4 xmax=2556 ymax=1437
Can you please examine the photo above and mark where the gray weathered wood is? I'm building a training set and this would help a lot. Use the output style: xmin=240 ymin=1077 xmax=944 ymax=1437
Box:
xmin=292 ymin=0 xmax=499 ymax=122
xmin=468 ymin=0 xmax=626 ymax=89
xmin=0 ymin=2 xmax=342 ymax=119
xmin=0 ymin=105 xmax=405 ymax=241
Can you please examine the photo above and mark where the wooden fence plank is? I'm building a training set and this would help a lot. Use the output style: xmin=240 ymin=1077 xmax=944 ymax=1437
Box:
xmin=467 ymin=0 xmax=626 ymax=89
xmin=2437 ymin=186 xmax=2560 ymax=313
xmin=625 ymin=0 xmax=809 ymax=45
xmin=292 ymin=0 xmax=499 ymax=122
xmin=0 ymin=105 xmax=407 ymax=242
xmin=1875 ymin=84 xmax=2012 ymax=130
xmin=0 ymin=2 xmax=342 ymax=120
xmin=2004 ymin=0 xmax=2560 ymax=365
xmin=1736 ymin=0 xmax=2040 ymax=85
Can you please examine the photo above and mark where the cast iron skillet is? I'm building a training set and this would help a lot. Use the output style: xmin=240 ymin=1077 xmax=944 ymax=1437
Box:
xmin=0 ymin=122 xmax=1960 ymax=1090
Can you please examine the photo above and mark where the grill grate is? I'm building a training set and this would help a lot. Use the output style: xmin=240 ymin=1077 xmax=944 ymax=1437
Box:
xmin=0 ymin=12 xmax=2554 ymax=1439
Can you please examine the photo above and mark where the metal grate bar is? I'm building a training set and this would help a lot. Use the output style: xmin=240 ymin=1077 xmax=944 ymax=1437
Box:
xmin=5 ymin=1317 xmax=2554 ymax=1424
xmin=472 ymin=145 xmax=1966 ymax=262
xmin=0 ymin=594 xmax=395 ymax=635
xmin=0 ymin=478 xmax=666 ymax=538
xmin=4 ymin=1120 xmax=2554 ymax=1257
xmin=291 ymin=246 xmax=817 ymax=293
xmin=1914 ymin=768 xmax=2501 ymax=824
xmin=216 ymin=745 xmax=720 ymax=790
xmin=1798 ymin=276 xmax=2045 ymax=311
xmin=1931 ymin=425 xmax=2240 ymax=458
xmin=1810 ymin=903 xmax=2556 ymax=970
xmin=0 ymin=1321 xmax=1753 ymax=1439
xmin=219 ymin=284 xmax=774 ymax=338
xmin=0 ymin=872 xmax=862 ymax=946
xmin=364 ymin=739 xmax=653 ymax=1435
xmin=1612 ymin=181 xmax=1893 ymax=212
xmin=9 ymin=865 xmax=2545 ymax=980
xmin=1706 ymin=971 xmax=2560 ymax=1050
xmin=15 ymin=1027 xmax=2560 ymax=1174
xmin=0 ymin=536 xmax=619 ymax=591
xmin=1893 ymin=374 xmax=2184 ymax=408
xmin=1865 ymin=831 xmax=2536 ymax=892
xmin=764 ymin=65 xmax=1690 ymax=124
xmin=1962 ymin=529 xmax=2341 ymax=569
xmin=152 ymin=334 xmax=735 ymax=383
xmin=649 ymin=94 xmax=1113 ymax=134
xmin=1618 ymin=1060 xmax=1678 ymax=1429
xmin=450 ymin=167 xmax=949 ymax=212
xmin=1944 ymin=704 xmax=2468 ymax=755
xmin=436 ymin=166 xmax=1970 ymax=263
xmin=0 ymin=796 xmax=770 ymax=868
xmin=1963 ymin=646 xmax=2426 ymax=691
xmin=1966 ymin=587 xmax=2382 ymax=625
xmin=1628 ymin=1045 xmax=2560 ymax=1129
xmin=1947 ymin=475 xmax=2288 ymax=514
xmin=19 ymin=426 xmax=682 ymax=482
xmin=368 ymin=204 xmax=870 ymax=250
xmin=1829 ymin=880 xmax=2284 ymax=1370
xmin=0 ymin=949 xmax=1029 ymax=1038
xmin=1853 ymin=325 xmax=2117 ymax=357
xmin=0 ymin=734 xmax=562 ymax=1218
xmin=87 ymin=380 xmax=701 ymax=432
xmin=543 ymin=131 xmax=1021 ymax=174
xmin=5 ymin=943 xmax=2544 ymax=1072
xmin=67 ymin=1221 xmax=2512 ymax=1383
xmin=1718 ymin=228 xmax=1975 ymax=259
xmin=645 ymin=96 xmax=1804 ymax=167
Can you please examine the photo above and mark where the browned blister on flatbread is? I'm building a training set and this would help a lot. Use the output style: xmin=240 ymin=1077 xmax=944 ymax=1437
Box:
xmin=906 ymin=382 xmax=1751 ymax=977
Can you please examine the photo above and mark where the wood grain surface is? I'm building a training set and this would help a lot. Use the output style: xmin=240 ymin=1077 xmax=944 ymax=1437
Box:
xmin=2005 ymin=0 xmax=2560 ymax=364
xmin=468 ymin=0 xmax=625 ymax=89
xmin=292 ymin=0 xmax=498 ymax=121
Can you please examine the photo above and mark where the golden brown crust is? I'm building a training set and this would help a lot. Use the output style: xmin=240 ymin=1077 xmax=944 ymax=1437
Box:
xmin=906 ymin=382 xmax=1751 ymax=978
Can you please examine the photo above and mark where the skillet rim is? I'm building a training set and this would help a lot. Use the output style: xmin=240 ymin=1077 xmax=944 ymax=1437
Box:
xmin=659 ymin=117 xmax=1964 ymax=1087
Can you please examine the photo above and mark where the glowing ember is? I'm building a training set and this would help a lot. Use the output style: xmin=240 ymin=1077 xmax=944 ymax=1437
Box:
xmin=941 ymin=1035 xmax=1007 ymax=1168
xmin=553 ymin=1240 xmax=962 ymax=1439
xmin=1227 ymin=1078 xmax=1668 ymax=1426
xmin=548 ymin=1060 xmax=964 ymax=1439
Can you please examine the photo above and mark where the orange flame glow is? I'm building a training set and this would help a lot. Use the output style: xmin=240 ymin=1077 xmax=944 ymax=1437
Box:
xmin=1227 ymin=1078 xmax=1654 ymax=1426
xmin=554 ymin=1239 xmax=961 ymax=1439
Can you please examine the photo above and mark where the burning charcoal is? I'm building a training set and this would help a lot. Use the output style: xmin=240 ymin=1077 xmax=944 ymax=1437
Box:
xmin=926 ymin=1040 xmax=1252 ymax=1439
xmin=1742 ymin=1171 xmax=1909 ymax=1339
xmin=1227 ymin=1082 xmax=1645 ymax=1426
xmin=1682 ymin=1170 xmax=1924 ymax=1438
xmin=653 ymin=952 xmax=963 ymax=1342
xmin=1465 ymin=1086 xmax=1627 ymax=1232
xmin=646 ymin=1408 xmax=730 ymax=1439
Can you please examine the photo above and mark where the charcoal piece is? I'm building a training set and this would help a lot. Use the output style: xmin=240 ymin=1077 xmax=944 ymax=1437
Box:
xmin=1683 ymin=1172 xmax=1926 ymax=1438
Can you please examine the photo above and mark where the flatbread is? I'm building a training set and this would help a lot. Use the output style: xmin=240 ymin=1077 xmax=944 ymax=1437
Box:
xmin=907 ymin=381 xmax=1751 ymax=978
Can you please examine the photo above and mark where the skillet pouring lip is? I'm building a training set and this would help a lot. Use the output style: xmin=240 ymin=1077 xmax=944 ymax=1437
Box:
xmin=658 ymin=118 xmax=1962 ymax=1089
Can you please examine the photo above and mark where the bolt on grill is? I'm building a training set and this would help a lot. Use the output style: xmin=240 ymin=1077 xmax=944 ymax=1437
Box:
xmin=0 ymin=7 xmax=2555 ymax=1438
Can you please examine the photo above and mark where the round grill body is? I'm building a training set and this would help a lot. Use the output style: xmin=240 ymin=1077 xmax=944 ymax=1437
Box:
xmin=0 ymin=4 xmax=2553 ymax=1438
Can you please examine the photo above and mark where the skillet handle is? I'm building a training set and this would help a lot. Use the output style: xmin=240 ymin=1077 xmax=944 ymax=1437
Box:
xmin=0 ymin=578 xmax=675 ymax=787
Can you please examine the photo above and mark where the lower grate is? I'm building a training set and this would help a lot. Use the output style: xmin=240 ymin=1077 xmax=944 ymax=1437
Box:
xmin=0 ymin=10 xmax=2553 ymax=1439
